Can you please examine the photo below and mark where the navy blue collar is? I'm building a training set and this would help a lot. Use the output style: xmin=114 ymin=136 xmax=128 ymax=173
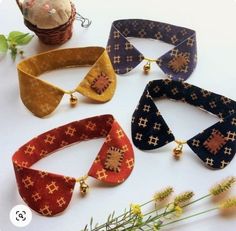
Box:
xmin=107 ymin=19 xmax=197 ymax=81
xmin=132 ymin=79 xmax=236 ymax=169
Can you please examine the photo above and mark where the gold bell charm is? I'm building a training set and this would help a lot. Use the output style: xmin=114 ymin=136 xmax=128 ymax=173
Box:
xmin=79 ymin=179 xmax=89 ymax=196
xmin=70 ymin=94 xmax=78 ymax=107
xmin=173 ymin=140 xmax=186 ymax=160
xmin=143 ymin=61 xmax=151 ymax=74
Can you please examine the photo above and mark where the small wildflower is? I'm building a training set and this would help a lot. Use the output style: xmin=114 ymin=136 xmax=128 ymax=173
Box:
xmin=166 ymin=203 xmax=175 ymax=213
xmin=153 ymin=220 xmax=163 ymax=230
xmin=220 ymin=197 xmax=236 ymax=210
xmin=174 ymin=205 xmax=183 ymax=217
xmin=131 ymin=204 xmax=143 ymax=218
xmin=154 ymin=187 xmax=174 ymax=202
xmin=210 ymin=177 xmax=236 ymax=196
xmin=174 ymin=191 xmax=194 ymax=206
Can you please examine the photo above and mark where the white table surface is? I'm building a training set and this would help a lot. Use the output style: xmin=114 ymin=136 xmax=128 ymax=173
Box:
xmin=0 ymin=0 xmax=236 ymax=230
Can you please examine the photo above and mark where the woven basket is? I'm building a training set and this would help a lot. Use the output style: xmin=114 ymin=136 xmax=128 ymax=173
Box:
xmin=16 ymin=0 xmax=76 ymax=45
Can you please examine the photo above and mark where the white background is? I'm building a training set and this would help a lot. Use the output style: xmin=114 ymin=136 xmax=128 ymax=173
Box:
xmin=0 ymin=0 xmax=236 ymax=230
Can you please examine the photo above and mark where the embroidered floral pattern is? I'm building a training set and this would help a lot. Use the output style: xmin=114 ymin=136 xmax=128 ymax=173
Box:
xmin=25 ymin=0 xmax=35 ymax=8
xmin=22 ymin=0 xmax=35 ymax=17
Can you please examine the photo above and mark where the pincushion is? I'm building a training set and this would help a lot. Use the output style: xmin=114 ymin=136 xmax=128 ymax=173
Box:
xmin=16 ymin=0 xmax=76 ymax=45
xmin=21 ymin=0 xmax=72 ymax=29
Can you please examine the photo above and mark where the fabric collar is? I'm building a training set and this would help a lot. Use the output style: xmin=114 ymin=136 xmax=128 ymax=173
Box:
xmin=12 ymin=115 xmax=134 ymax=216
xmin=107 ymin=19 xmax=197 ymax=80
xmin=132 ymin=79 xmax=236 ymax=169
xmin=17 ymin=47 xmax=116 ymax=118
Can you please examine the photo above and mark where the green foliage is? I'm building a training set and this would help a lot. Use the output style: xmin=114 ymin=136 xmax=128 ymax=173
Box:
xmin=0 ymin=31 xmax=34 ymax=61
xmin=0 ymin=35 xmax=8 ymax=53
xmin=8 ymin=31 xmax=34 ymax=45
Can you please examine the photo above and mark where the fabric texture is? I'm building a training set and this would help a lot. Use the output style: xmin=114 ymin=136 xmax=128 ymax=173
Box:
xmin=107 ymin=19 xmax=197 ymax=81
xmin=12 ymin=114 xmax=134 ymax=216
xmin=132 ymin=79 xmax=236 ymax=169
xmin=17 ymin=47 xmax=116 ymax=118
xmin=22 ymin=0 xmax=72 ymax=29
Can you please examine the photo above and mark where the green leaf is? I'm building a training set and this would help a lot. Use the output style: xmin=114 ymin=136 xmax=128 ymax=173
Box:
xmin=8 ymin=31 xmax=34 ymax=45
xmin=8 ymin=31 xmax=25 ymax=42
xmin=0 ymin=35 xmax=8 ymax=53
xmin=16 ymin=34 xmax=34 ymax=45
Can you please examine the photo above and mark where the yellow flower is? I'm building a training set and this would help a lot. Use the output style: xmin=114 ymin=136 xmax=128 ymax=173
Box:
xmin=153 ymin=226 xmax=159 ymax=231
xmin=166 ymin=202 xmax=175 ymax=212
xmin=210 ymin=176 xmax=236 ymax=196
xmin=153 ymin=221 xmax=163 ymax=230
xmin=174 ymin=205 xmax=183 ymax=217
xmin=131 ymin=204 xmax=143 ymax=218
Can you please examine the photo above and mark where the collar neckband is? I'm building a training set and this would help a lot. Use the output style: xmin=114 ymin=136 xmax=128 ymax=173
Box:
xmin=12 ymin=115 xmax=134 ymax=216
xmin=132 ymin=79 xmax=236 ymax=169
xmin=17 ymin=47 xmax=116 ymax=118
xmin=107 ymin=19 xmax=197 ymax=80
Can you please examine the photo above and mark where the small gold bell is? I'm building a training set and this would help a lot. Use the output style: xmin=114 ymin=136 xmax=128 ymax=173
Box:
xmin=173 ymin=143 xmax=183 ymax=160
xmin=79 ymin=179 xmax=89 ymax=196
xmin=70 ymin=94 xmax=78 ymax=107
xmin=143 ymin=62 xmax=151 ymax=74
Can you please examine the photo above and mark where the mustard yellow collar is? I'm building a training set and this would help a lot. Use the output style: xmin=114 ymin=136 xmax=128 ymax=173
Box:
xmin=17 ymin=47 xmax=116 ymax=118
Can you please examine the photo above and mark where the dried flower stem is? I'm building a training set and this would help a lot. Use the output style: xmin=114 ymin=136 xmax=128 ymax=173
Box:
xmin=150 ymin=207 xmax=219 ymax=230
xmin=91 ymin=199 xmax=155 ymax=231
xmin=174 ymin=191 xmax=194 ymax=205
xmin=154 ymin=187 xmax=174 ymax=202
xmin=84 ymin=177 xmax=235 ymax=231
xmin=220 ymin=197 xmax=236 ymax=210
xmin=85 ymin=194 xmax=216 ymax=231
xmin=91 ymin=188 xmax=174 ymax=230
xmin=182 ymin=194 xmax=211 ymax=207
xmin=210 ymin=176 xmax=236 ymax=196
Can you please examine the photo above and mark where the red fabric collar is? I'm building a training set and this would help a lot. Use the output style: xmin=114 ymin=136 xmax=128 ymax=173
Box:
xmin=12 ymin=115 xmax=134 ymax=216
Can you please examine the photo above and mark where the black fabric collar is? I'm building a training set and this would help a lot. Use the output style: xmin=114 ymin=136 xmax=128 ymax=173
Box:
xmin=132 ymin=79 xmax=236 ymax=169
xmin=107 ymin=19 xmax=197 ymax=81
